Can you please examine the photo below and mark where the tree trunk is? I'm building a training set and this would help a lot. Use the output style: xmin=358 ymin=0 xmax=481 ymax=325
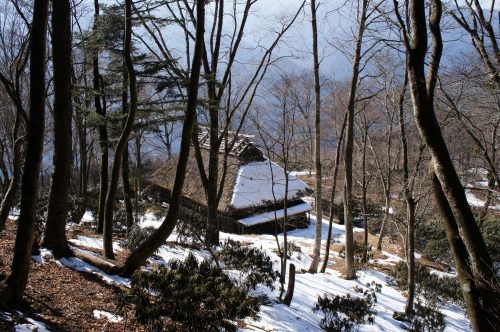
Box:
xmin=405 ymin=198 xmax=416 ymax=314
xmin=376 ymin=186 xmax=391 ymax=250
xmin=0 ymin=0 xmax=49 ymax=307
xmin=0 ymin=112 xmax=24 ymax=230
xmin=283 ymin=263 xmax=296 ymax=306
xmin=94 ymin=0 xmax=108 ymax=234
xmin=343 ymin=0 xmax=368 ymax=280
xmin=320 ymin=112 xmax=347 ymax=273
xmin=406 ymin=2 xmax=498 ymax=325
xmin=309 ymin=0 xmax=323 ymax=273
xmin=397 ymin=0 xmax=500 ymax=328
xmin=103 ymin=0 xmax=138 ymax=259
xmin=431 ymin=173 xmax=492 ymax=332
xmin=121 ymin=65 xmax=134 ymax=230
xmin=117 ymin=0 xmax=205 ymax=276
xmin=43 ymin=0 xmax=73 ymax=258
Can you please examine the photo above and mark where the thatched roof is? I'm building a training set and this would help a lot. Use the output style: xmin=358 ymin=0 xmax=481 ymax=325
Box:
xmin=151 ymin=130 xmax=310 ymax=214
xmin=197 ymin=126 xmax=264 ymax=162
xmin=151 ymin=148 xmax=241 ymax=213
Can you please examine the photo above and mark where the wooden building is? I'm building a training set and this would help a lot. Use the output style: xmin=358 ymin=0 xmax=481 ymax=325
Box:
xmin=149 ymin=129 xmax=312 ymax=234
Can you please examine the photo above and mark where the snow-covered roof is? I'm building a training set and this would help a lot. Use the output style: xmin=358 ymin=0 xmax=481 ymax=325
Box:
xmin=237 ymin=202 xmax=312 ymax=226
xmin=230 ymin=159 xmax=310 ymax=209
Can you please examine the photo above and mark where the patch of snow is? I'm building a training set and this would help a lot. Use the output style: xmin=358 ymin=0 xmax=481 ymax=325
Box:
xmin=32 ymin=248 xmax=54 ymax=264
xmin=12 ymin=313 xmax=50 ymax=332
xmin=230 ymin=159 xmax=310 ymax=209
xmin=8 ymin=208 xmax=20 ymax=220
xmin=93 ymin=310 xmax=123 ymax=323
xmin=68 ymin=235 xmax=123 ymax=253
xmin=139 ymin=213 xmax=163 ymax=228
xmin=81 ymin=211 xmax=94 ymax=224
xmin=290 ymin=170 xmax=315 ymax=176
xmin=238 ymin=202 xmax=312 ymax=226
xmin=465 ymin=190 xmax=486 ymax=208
xmin=381 ymin=206 xmax=394 ymax=214
xmin=58 ymin=254 xmax=130 ymax=288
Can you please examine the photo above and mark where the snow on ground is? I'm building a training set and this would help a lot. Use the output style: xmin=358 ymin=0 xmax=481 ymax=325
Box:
xmin=68 ymin=235 xmax=123 ymax=253
xmin=8 ymin=208 xmax=20 ymax=220
xmin=39 ymin=211 xmax=469 ymax=331
xmin=230 ymin=159 xmax=310 ymax=209
xmin=93 ymin=310 xmax=123 ymax=323
xmin=465 ymin=189 xmax=500 ymax=210
xmin=81 ymin=211 xmax=94 ymax=224
xmin=57 ymin=254 xmax=131 ymax=288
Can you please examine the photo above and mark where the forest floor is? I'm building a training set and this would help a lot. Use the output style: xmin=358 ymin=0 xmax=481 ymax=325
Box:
xmin=0 ymin=211 xmax=468 ymax=331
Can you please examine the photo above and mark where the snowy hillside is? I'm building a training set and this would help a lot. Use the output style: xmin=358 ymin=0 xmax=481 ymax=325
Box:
xmin=17 ymin=212 xmax=469 ymax=332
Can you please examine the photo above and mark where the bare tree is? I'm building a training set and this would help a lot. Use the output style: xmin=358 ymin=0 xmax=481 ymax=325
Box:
xmin=393 ymin=0 xmax=500 ymax=329
xmin=0 ymin=0 xmax=30 ymax=230
xmin=0 ymin=0 xmax=49 ymax=306
xmin=102 ymin=0 xmax=139 ymax=259
xmin=309 ymin=0 xmax=323 ymax=273
xmin=43 ymin=0 xmax=73 ymax=258
xmin=117 ymin=0 xmax=205 ymax=276
xmin=343 ymin=0 xmax=371 ymax=280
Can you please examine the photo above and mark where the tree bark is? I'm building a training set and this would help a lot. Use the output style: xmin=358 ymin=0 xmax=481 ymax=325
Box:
xmin=0 ymin=0 xmax=49 ymax=307
xmin=121 ymin=65 xmax=134 ymax=230
xmin=118 ymin=0 xmax=205 ymax=276
xmin=343 ymin=0 xmax=368 ymax=280
xmin=394 ymin=0 xmax=500 ymax=328
xmin=283 ymin=263 xmax=296 ymax=306
xmin=0 ymin=112 xmax=24 ymax=230
xmin=94 ymin=0 xmax=108 ymax=235
xmin=103 ymin=0 xmax=138 ymax=259
xmin=431 ymin=172 xmax=491 ymax=332
xmin=320 ymin=113 xmax=347 ymax=273
xmin=43 ymin=0 xmax=73 ymax=258
xmin=309 ymin=0 xmax=323 ymax=273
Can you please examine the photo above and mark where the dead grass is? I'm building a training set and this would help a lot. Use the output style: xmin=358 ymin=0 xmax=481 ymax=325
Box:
xmin=0 ymin=219 xmax=141 ymax=331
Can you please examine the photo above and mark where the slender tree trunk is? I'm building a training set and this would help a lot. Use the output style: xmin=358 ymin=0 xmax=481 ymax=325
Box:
xmin=406 ymin=2 xmax=499 ymax=325
xmin=405 ymin=198 xmax=416 ymax=314
xmin=397 ymin=0 xmax=500 ymax=328
xmin=361 ymin=129 xmax=369 ymax=264
xmin=376 ymin=185 xmax=391 ymax=250
xmin=320 ymin=113 xmax=347 ymax=273
xmin=94 ymin=0 xmax=108 ymax=234
xmin=118 ymin=0 xmax=205 ymax=276
xmin=121 ymin=66 xmax=134 ymax=230
xmin=344 ymin=0 xmax=368 ymax=280
xmin=0 ymin=111 xmax=24 ymax=230
xmin=431 ymin=173 xmax=489 ymax=331
xmin=309 ymin=0 xmax=323 ymax=273
xmin=103 ymin=0 xmax=138 ymax=259
xmin=43 ymin=0 xmax=73 ymax=258
xmin=0 ymin=0 xmax=49 ymax=307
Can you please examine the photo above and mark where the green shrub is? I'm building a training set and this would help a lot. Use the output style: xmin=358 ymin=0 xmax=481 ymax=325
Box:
xmin=481 ymin=218 xmax=500 ymax=262
xmin=119 ymin=225 xmax=156 ymax=252
xmin=389 ymin=261 xmax=462 ymax=306
xmin=217 ymin=239 xmax=278 ymax=291
xmin=420 ymin=221 xmax=453 ymax=265
xmin=393 ymin=300 xmax=446 ymax=332
xmin=175 ymin=206 xmax=206 ymax=246
xmin=312 ymin=283 xmax=380 ymax=331
xmin=271 ymin=240 xmax=302 ymax=259
xmin=120 ymin=253 xmax=260 ymax=332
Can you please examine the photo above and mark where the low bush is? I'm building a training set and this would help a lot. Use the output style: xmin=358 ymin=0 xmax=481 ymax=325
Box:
xmin=393 ymin=300 xmax=446 ymax=332
xmin=217 ymin=239 xmax=278 ymax=291
xmin=271 ymin=240 xmax=302 ymax=259
xmin=120 ymin=253 xmax=260 ymax=332
xmin=119 ymin=225 xmax=156 ymax=252
xmin=388 ymin=261 xmax=462 ymax=306
xmin=313 ymin=283 xmax=380 ymax=331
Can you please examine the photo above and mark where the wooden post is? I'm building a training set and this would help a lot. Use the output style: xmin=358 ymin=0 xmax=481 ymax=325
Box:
xmin=283 ymin=263 xmax=296 ymax=306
